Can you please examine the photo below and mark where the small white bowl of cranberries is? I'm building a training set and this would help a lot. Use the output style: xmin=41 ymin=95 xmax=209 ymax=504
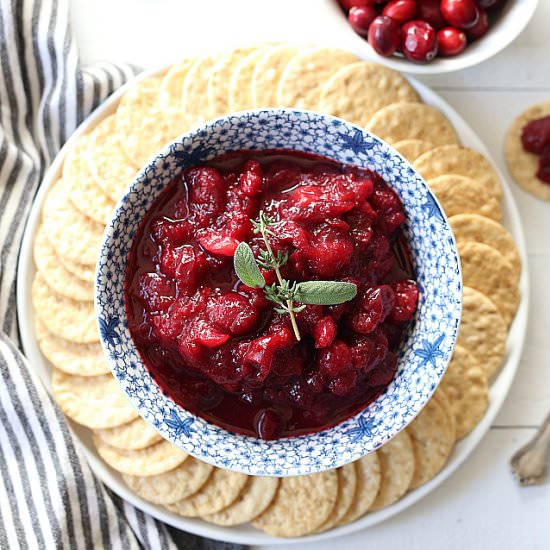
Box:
xmin=334 ymin=0 xmax=538 ymax=73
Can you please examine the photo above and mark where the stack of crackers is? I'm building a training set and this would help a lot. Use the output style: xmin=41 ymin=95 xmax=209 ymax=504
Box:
xmin=30 ymin=45 xmax=521 ymax=537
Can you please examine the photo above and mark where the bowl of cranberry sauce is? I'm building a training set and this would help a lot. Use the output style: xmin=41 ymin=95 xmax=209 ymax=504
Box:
xmin=96 ymin=109 xmax=462 ymax=476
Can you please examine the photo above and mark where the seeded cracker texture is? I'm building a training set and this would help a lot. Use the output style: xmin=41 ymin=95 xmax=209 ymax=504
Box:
xmin=63 ymin=135 xmax=115 ymax=223
xmin=166 ymin=469 xmax=248 ymax=517
xmin=277 ymin=47 xmax=358 ymax=110
xmin=338 ymin=452 xmax=381 ymax=525
xmin=123 ymin=458 xmax=213 ymax=505
xmin=413 ymin=144 xmax=503 ymax=199
xmin=203 ymin=476 xmax=280 ymax=526
xmin=95 ymin=417 xmax=163 ymax=451
xmin=42 ymin=180 xmax=103 ymax=266
xmin=428 ymin=174 xmax=502 ymax=221
xmin=394 ymin=139 xmax=434 ymax=163
xmin=94 ymin=437 xmax=189 ymax=476
xmin=32 ymin=273 xmax=98 ymax=343
xmin=370 ymin=430 xmax=416 ymax=511
xmin=87 ymin=115 xmax=138 ymax=202
xmin=440 ymin=346 xmax=489 ymax=439
xmin=52 ymin=370 xmax=139 ymax=429
xmin=318 ymin=61 xmax=420 ymax=127
xmin=505 ymin=101 xmax=550 ymax=201
xmin=458 ymin=241 xmax=519 ymax=327
xmin=457 ymin=287 xmax=507 ymax=379
xmin=408 ymin=398 xmax=454 ymax=489
xmin=251 ymin=44 xmax=298 ymax=108
xmin=253 ymin=470 xmax=338 ymax=537
xmin=365 ymin=102 xmax=458 ymax=146
xmin=35 ymin=317 xmax=109 ymax=376
xmin=449 ymin=214 xmax=521 ymax=281
xmin=33 ymin=224 xmax=93 ymax=302
xmin=315 ymin=463 xmax=357 ymax=532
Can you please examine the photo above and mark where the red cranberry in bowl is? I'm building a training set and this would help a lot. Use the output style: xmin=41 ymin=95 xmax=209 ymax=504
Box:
xmin=382 ymin=0 xmax=417 ymax=24
xmin=417 ymin=0 xmax=447 ymax=30
xmin=437 ymin=26 xmax=467 ymax=56
xmin=368 ymin=15 xmax=401 ymax=57
xmin=440 ymin=0 xmax=480 ymax=30
xmin=348 ymin=5 xmax=379 ymax=37
xmin=401 ymin=20 xmax=439 ymax=63
xmin=340 ymin=0 xmax=378 ymax=10
xmin=475 ymin=0 xmax=503 ymax=8
xmin=467 ymin=7 xmax=489 ymax=40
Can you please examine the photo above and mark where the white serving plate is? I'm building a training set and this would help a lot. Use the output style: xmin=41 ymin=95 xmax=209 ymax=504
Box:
xmin=17 ymin=68 xmax=529 ymax=545
xmin=324 ymin=0 xmax=539 ymax=75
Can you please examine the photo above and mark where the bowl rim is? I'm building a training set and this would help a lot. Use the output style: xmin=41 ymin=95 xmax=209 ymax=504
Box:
xmin=95 ymin=107 xmax=462 ymax=476
xmin=324 ymin=0 xmax=539 ymax=75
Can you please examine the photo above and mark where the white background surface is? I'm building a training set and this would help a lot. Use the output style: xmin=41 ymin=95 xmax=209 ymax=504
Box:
xmin=69 ymin=1 xmax=550 ymax=548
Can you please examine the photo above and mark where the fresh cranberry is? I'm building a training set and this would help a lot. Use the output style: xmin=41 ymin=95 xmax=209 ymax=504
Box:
xmin=389 ymin=280 xmax=419 ymax=323
xmin=340 ymin=0 xmax=378 ymax=10
xmin=440 ymin=0 xmax=480 ymax=29
xmin=368 ymin=15 xmax=401 ymax=57
xmin=382 ymin=0 xmax=417 ymax=24
xmin=348 ymin=5 xmax=378 ymax=37
xmin=521 ymin=116 xmax=550 ymax=156
xmin=401 ymin=20 xmax=439 ymax=63
xmin=437 ymin=26 xmax=467 ymax=56
xmin=417 ymin=0 xmax=447 ymax=29
xmin=537 ymin=153 xmax=550 ymax=185
xmin=466 ymin=7 xmax=489 ymax=40
xmin=475 ymin=0 xmax=501 ymax=8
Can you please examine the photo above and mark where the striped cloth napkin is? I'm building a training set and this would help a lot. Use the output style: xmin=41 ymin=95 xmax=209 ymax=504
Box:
xmin=0 ymin=1 xmax=243 ymax=548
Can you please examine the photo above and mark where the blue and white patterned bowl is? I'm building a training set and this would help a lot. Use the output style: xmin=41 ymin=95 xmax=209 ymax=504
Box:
xmin=95 ymin=109 xmax=462 ymax=477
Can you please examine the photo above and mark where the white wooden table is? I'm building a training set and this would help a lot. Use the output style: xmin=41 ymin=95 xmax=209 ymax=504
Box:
xmin=69 ymin=1 xmax=550 ymax=547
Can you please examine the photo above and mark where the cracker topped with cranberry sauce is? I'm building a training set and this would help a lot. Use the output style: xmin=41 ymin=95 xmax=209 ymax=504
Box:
xmin=125 ymin=151 xmax=419 ymax=439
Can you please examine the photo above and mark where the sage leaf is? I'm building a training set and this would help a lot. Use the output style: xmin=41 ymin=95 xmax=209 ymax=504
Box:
xmin=233 ymin=242 xmax=265 ymax=289
xmin=295 ymin=281 xmax=357 ymax=305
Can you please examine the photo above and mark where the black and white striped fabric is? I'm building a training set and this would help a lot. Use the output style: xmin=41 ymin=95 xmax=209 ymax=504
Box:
xmin=0 ymin=1 xmax=242 ymax=548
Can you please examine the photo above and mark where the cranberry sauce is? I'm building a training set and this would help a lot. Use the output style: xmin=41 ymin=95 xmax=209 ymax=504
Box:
xmin=125 ymin=150 xmax=419 ymax=439
xmin=521 ymin=115 xmax=550 ymax=185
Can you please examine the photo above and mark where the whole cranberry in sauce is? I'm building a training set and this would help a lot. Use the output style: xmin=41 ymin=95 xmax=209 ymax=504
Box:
xmin=401 ymin=20 xmax=439 ymax=63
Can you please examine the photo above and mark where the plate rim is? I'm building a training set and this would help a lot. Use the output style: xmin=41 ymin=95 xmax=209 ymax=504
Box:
xmin=16 ymin=65 xmax=529 ymax=545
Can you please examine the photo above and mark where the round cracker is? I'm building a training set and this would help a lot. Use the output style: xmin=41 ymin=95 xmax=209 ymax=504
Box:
xmin=253 ymin=470 xmax=338 ymax=537
xmin=42 ymin=180 xmax=103 ymax=266
xmin=182 ymin=55 xmax=218 ymax=125
xmin=32 ymin=273 xmax=98 ymax=343
xmin=166 ymin=468 xmax=248 ymax=517
xmin=394 ymin=139 xmax=434 ymax=163
xmin=318 ymin=61 xmax=420 ymax=127
xmin=432 ymin=387 xmax=457 ymax=443
xmin=277 ymin=47 xmax=358 ymax=110
xmin=457 ymin=286 xmax=507 ymax=379
xmin=52 ymin=369 xmax=138 ymax=429
xmin=505 ymin=101 xmax=550 ymax=201
xmin=370 ymin=430 xmax=415 ymax=511
xmin=35 ymin=317 xmax=109 ymax=376
xmin=123 ymin=457 xmax=213 ymax=504
xmin=408 ymin=398 xmax=454 ymax=489
xmin=428 ymin=175 xmax=502 ymax=222
xmin=458 ymin=241 xmax=519 ymax=326
xmin=413 ymin=145 xmax=502 ymax=199
xmin=33 ymin=224 xmax=93 ymax=302
xmin=95 ymin=417 xmax=163 ymax=450
xmin=252 ymin=44 xmax=298 ymax=107
xmin=63 ymin=135 xmax=115 ymax=224
xmin=116 ymin=76 xmax=184 ymax=169
xmin=228 ymin=46 xmax=272 ymax=112
xmin=440 ymin=345 xmax=489 ymax=439
xmin=338 ymin=452 xmax=381 ymax=525
xmin=366 ymin=102 xmax=458 ymax=146
xmin=203 ymin=476 xmax=279 ymax=526
xmin=58 ymin=254 xmax=95 ymax=283
xmin=94 ymin=436 xmax=188 ymax=476
xmin=316 ymin=463 xmax=357 ymax=532
xmin=207 ymin=47 xmax=258 ymax=118
xmin=158 ymin=58 xmax=196 ymax=114
xmin=449 ymin=214 xmax=521 ymax=280
xmin=87 ymin=114 xmax=139 ymax=201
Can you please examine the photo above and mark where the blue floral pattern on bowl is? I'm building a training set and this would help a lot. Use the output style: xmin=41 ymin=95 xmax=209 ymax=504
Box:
xmin=95 ymin=109 xmax=462 ymax=477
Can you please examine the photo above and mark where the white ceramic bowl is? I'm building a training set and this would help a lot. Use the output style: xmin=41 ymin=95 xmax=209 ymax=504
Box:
xmin=326 ymin=0 xmax=539 ymax=74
